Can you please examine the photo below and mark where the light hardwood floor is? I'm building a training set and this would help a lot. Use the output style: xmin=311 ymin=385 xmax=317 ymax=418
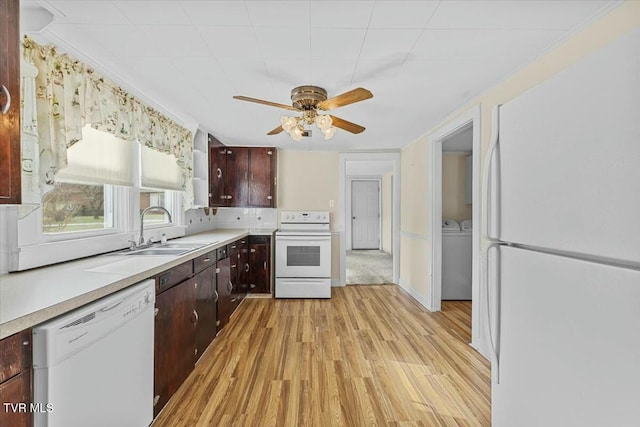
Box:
xmin=153 ymin=286 xmax=490 ymax=427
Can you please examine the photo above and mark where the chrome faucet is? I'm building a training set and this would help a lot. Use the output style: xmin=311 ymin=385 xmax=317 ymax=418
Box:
xmin=139 ymin=206 xmax=172 ymax=246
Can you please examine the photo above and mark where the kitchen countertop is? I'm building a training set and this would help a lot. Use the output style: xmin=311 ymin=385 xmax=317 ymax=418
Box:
xmin=0 ymin=228 xmax=276 ymax=340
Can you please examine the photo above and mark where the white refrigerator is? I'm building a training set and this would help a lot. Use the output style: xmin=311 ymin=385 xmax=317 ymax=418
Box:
xmin=485 ymin=29 xmax=640 ymax=426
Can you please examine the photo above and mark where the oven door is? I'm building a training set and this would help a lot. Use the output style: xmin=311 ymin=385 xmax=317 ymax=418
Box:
xmin=276 ymin=234 xmax=331 ymax=278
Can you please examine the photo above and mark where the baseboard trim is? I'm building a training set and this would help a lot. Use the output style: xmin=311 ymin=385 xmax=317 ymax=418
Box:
xmin=331 ymin=278 xmax=344 ymax=287
xmin=398 ymin=278 xmax=434 ymax=312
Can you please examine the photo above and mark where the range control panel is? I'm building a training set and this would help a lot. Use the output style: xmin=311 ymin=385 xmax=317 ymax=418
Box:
xmin=280 ymin=211 xmax=330 ymax=224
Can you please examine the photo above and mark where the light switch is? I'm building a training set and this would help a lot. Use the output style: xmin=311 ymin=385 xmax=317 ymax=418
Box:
xmin=329 ymin=200 xmax=335 ymax=208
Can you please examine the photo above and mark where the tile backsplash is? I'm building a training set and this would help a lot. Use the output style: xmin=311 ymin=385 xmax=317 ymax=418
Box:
xmin=215 ymin=208 xmax=277 ymax=229
xmin=184 ymin=207 xmax=277 ymax=235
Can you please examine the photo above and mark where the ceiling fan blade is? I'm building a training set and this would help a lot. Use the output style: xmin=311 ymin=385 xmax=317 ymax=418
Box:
xmin=317 ymin=88 xmax=373 ymax=110
xmin=233 ymin=95 xmax=298 ymax=111
xmin=330 ymin=115 xmax=366 ymax=134
xmin=267 ymin=125 xmax=284 ymax=135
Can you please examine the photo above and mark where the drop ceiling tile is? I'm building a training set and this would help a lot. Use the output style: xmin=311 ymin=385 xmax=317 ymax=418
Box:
xmin=310 ymin=1 xmax=374 ymax=29
xmin=369 ymin=1 xmax=439 ymax=29
xmin=141 ymin=26 xmax=209 ymax=57
xmin=309 ymin=58 xmax=357 ymax=90
xmin=198 ymin=26 xmax=261 ymax=59
xmin=427 ymin=1 xmax=611 ymax=30
xmin=48 ymin=1 xmax=127 ymax=24
xmin=245 ymin=1 xmax=310 ymax=27
xmin=352 ymin=58 xmax=404 ymax=84
xmin=219 ymin=59 xmax=274 ymax=96
xmin=255 ymin=27 xmax=311 ymax=59
xmin=264 ymin=59 xmax=313 ymax=88
xmin=311 ymin=28 xmax=366 ymax=59
xmin=411 ymin=29 xmax=565 ymax=62
xmin=113 ymin=1 xmax=191 ymax=25
xmin=181 ymin=1 xmax=251 ymax=26
xmin=171 ymin=57 xmax=226 ymax=80
xmin=359 ymin=29 xmax=422 ymax=59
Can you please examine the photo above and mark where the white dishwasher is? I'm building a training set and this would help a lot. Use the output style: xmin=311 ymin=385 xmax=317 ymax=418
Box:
xmin=32 ymin=279 xmax=155 ymax=427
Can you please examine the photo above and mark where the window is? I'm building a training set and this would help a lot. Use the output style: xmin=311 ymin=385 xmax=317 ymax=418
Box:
xmin=42 ymin=182 xmax=114 ymax=234
xmin=140 ymin=188 xmax=175 ymax=227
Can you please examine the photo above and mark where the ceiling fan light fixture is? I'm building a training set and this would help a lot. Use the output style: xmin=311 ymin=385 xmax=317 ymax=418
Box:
xmin=315 ymin=114 xmax=332 ymax=131
xmin=322 ymin=126 xmax=336 ymax=140
xmin=281 ymin=116 xmax=297 ymax=132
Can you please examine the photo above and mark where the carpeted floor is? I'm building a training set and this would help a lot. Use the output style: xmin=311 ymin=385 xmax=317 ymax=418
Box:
xmin=346 ymin=250 xmax=393 ymax=284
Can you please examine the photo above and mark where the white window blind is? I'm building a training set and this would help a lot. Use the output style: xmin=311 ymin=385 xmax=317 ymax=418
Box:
xmin=55 ymin=126 xmax=136 ymax=186
xmin=140 ymin=145 xmax=183 ymax=191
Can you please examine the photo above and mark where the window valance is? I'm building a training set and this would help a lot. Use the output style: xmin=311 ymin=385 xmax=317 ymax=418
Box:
xmin=22 ymin=37 xmax=194 ymax=207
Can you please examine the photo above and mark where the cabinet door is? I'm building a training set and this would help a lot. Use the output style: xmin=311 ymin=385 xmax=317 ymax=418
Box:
xmin=238 ymin=239 xmax=249 ymax=300
xmin=194 ymin=266 xmax=217 ymax=361
xmin=0 ymin=0 xmax=21 ymax=204
xmin=154 ymin=278 xmax=197 ymax=416
xmin=216 ymin=257 xmax=233 ymax=329
xmin=249 ymin=237 xmax=271 ymax=294
xmin=225 ymin=147 xmax=249 ymax=207
xmin=248 ymin=147 xmax=276 ymax=207
xmin=208 ymin=144 xmax=227 ymax=207
xmin=0 ymin=371 xmax=32 ymax=427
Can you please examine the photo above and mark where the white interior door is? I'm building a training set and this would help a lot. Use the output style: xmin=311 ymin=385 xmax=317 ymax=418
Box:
xmin=351 ymin=180 xmax=380 ymax=249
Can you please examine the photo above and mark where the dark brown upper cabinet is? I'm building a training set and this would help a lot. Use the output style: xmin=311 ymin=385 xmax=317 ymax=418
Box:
xmin=0 ymin=0 xmax=21 ymax=204
xmin=208 ymin=135 xmax=276 ymax=208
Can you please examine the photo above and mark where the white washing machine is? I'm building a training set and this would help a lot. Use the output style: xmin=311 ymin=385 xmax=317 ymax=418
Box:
xmin=442 ymin=219 xmax=472 ymax=300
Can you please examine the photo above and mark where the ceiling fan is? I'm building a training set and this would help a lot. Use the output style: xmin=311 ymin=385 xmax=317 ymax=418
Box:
xmin=233 ymin=86 xmax=373 ymax=141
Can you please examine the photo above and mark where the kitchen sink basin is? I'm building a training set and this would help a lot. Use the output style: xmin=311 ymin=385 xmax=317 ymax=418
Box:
xmin=123 ymin=248 xmax=192 ymax=256
xmin=111 ymin=242 xmax=212 ymax=256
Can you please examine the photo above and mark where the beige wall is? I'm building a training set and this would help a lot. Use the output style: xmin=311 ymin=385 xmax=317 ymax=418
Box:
xmin=277 ymin=149 xmax=342 ymax=282
xmin=381 ymin=172 xmax=393 ymax=253
xmin=442 ymin=153 xmax=472 ymax=223
xmin=399 ymin=2 xmax=640 ymax=300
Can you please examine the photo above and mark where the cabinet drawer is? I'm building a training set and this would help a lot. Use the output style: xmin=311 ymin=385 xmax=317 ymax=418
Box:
xmin=193 ymin=251 xmax=216 ymax=274
xmin=156 ymin=260 xmax=192 ymax=294
xmin=249 ymin=235 xmax=271 ymax=245
xmin=216 ymin=246 xmax=228 ymax=261
xmin=0 ymin=329 xmax=31 ymax=383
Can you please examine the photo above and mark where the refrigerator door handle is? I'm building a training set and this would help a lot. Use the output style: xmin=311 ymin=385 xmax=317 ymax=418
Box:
xmin=482 ymin=105 xmax=501 ymax=242
xmin=484 ymin=244 xmax=501 ymax=383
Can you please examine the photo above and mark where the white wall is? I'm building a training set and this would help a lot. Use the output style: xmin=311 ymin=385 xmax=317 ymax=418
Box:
xmin=442 ymin=153 xmax=472 ymax=223
xmin=381 ymin=172 xmax=392 ymax=254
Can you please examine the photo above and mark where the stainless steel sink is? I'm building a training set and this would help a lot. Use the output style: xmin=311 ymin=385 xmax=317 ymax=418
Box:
xmin=123 ymin=248 xmax=192 ymax=256
xmin=111 ymin=242 xmax=213 ymax=256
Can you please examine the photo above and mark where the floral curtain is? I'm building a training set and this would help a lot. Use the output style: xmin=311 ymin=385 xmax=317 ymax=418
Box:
xmin=22 ymin=37 xmax=194 ymax=210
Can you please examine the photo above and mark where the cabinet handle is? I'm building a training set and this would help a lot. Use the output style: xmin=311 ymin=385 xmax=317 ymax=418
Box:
xmin=23 ymin=340 xmax=29 ymax=346
xmin=203 ymin=258 xmax=211 ymax=263
xmin=231 ymin=245 xmax=236 ymax=249
xmin=195 ymin=348 xmax=198 ymax=356
xmin=231 ymin=298 xmax=237 ymax=303
xmin=251 ymin=172 xmax=254 ymax=180
xmin=231 ymin=264 xmax=237 ymax=268
xmin=220 ymin=195 xmax=227 ymax=200
xmin=192 ymin=309 xmax=199 ymax=324
xmin=245 ymin=263 xmax=249 ymax=272
xmin=228 ymin=281 xmax=233 ymax=292
xmin=194 ymin=282 xmax=198 ymax=289
xmin=250 ymin=248 xmax=256 ymax=253
xmin=227 ymin=195 xmax=233 ymax=200
xmin=154 ymin=308 xmax=159 ymax=317
xmin=250 ymin=284 xmax=256 ymax=289
xmin=267 ymin=150 xmax=273 ymax=155
xmin=264 ymin=261 xmax=267 ymax=270
xmin=227 ymin=149 xmax=233 ymax=155
xmin=154 ymin=395 xmax=160 ymax=406
xmin=0 ymin=85 xmax=10 ymax=115
xmin=216 ymin=167 xmax=222 ymax=179
xmin=213 ymin=290 xmax=219 ymax=302
xmin=267 ymin=196 xmax=273 ymax=200
xmin=216 ymin=268 xmax=220 ymax=274
xmin=216 ymin=320 xmax=221 ymax=327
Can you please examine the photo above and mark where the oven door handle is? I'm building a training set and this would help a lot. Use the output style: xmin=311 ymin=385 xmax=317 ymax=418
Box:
xmin=276 ymin=235 xmax=331 ymax=242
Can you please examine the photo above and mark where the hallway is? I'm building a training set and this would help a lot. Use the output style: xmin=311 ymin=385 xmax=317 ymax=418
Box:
xmin=345 ymin=250 xmax=393 ymax=285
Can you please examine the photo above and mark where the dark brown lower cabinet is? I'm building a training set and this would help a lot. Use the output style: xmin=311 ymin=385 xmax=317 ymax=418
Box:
xmin=0 ymin=371 xmax=31 ymax=427
xmin=249 ymin=236 xmax=271 ymax=294
xmin=216 ymin=256 xmax=233 ymax=329
xmin=238 ymin=239 xmax=249 ymax=301
xmin=154 ymin=277 xmax=197 ymax=417
xmin=0 ymin=329 xmax=32 ymax=427
xmin=194 ymin=265 xmax=217 ymax=361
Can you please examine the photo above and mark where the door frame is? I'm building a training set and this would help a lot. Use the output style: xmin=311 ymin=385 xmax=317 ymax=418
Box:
xmin=339 ymin=152 xmax=401 ymax=286
xmin=347 ymin=178 xmax=382 ymax=250
xmin=427 ymin=105 xmax=487 ymax=357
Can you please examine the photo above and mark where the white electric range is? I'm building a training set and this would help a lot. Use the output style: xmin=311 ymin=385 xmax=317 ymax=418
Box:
xmin=275 ymin=211 xmax=331 ymax=298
